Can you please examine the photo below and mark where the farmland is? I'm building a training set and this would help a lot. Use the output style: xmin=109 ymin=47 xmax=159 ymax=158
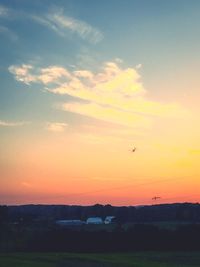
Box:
xmin=1 ymin=252 xmax=200 ymax=267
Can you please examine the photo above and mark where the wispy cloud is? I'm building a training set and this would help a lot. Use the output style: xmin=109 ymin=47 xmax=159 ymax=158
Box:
xmin=45 ymin=122 xmax=68 ymax=132
xmin=0 ymin=5 xmax=103 ymax=44
xmin=0 ymin=5 xmax=9 ymax=17
xmin=0 ymin=6 xmax=19 ymax=42
xmin=32 ymin=8 xmax=103 ymax=44
xmin=0 ymin=25 xmax=18 ymax=41
xmin=31 ymin=15 xmax=65 ymax=37
xmin=136 ymin=63 xmax=142 ymax=69
xmin=61 ymin=102 xmax=151 ymax=128
xmin=21 ymin=182 xmax=33 ymax=188
xmin=9 ymin=60 xmax=187 ymax=128
xmin=0 ymin=120 xmax=29 ymax=127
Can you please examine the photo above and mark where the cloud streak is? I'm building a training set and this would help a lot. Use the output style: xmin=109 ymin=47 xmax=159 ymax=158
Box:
xmin=0 ymin=5 xmax=103 ymax=44
xmin=0 ymin=120 xmax=29 ymax=127
xmin=61 ymin=102 xmax=151 ymax=128
xmin=32 ymin=8 xmax=103 ymax=44
xmin=46 ymin=122 xmax=68 ymax=132
xmin=0 ymin=25 xmax=18 ymax=41
xmin=9 ymin=60 xmax=187 ymax=128
xmin=0 ymin=5 xmax=9 ymax=17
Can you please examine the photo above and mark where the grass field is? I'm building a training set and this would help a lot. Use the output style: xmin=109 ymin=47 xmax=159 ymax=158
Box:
xmin=1 ymin=252 xmax=200 ymax=267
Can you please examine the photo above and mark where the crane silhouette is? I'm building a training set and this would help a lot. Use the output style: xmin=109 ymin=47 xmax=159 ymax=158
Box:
xmin=152 ymin=196 xmax=161 ymax=201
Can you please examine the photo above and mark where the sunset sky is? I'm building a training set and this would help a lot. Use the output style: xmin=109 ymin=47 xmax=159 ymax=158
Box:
xmin=1 ymin=0 xmax=200 ymax=205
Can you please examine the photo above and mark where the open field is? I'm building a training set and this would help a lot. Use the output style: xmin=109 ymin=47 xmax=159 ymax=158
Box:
xmin=1 ymin=252 xmax=200 ymax=267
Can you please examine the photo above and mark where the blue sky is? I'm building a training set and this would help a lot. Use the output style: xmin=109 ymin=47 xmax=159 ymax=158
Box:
xmin=1 ymin=0 xmax=200 ymax=119
xmin=1 ymin=0 xmax=200 ymax=205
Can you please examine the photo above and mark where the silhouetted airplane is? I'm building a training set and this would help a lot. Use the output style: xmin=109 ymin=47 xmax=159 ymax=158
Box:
xmin=130 ymin=147 xmax=136 ymax=152
xmin=152 ymin=196 xmax=161 ymax=201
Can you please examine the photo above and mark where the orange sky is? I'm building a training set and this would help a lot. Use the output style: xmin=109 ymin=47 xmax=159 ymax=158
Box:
xmin=1 ymin=110 xmax=200 ymax=205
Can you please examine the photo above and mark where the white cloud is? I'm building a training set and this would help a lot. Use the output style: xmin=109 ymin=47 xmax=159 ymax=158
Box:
xmin=8 ymin=64 xmax=36 ymax=85
xmin=39 ymin=66 xmax=71 ymax=84
xmin=9 ymin=64 xmax=71 ymax=85
xmin=136 ymin=63 xmax=142 ymax=69
xmin=0 ymin=5 xmax=8 ymax=17
xmin=74 ymin=70 xmax=94 ymax=80
xmin=0 ymin=120 xmax=29 ymax=127
xmin=32 ymin=9 xmax=103 ymax=44
xmin=46 ymin=122 xmax=68 ymax=132
xmin=9 ymin=60 xmax=187 ymax=128
xmin=115 ymin=58 xmax=123 ymax=64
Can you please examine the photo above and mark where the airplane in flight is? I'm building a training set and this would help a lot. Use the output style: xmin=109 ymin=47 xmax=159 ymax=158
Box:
xmin=130 ymin=147 xmax=136 ymax=152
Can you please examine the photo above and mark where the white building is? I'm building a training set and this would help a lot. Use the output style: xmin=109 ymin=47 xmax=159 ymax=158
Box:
xmin=104 ymin=216 xmax=115 ymax=224
xmin=86 ymin=217 xmax=103 ymax=224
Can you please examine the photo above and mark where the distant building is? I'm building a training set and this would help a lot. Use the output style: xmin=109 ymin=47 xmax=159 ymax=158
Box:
xmin=55 ymin=220 xmax=85 ymax=226
xmin=86 ymin=217 xmax=103 ymax=224
xmin=104 ymin=216 xmax=115 ymax=224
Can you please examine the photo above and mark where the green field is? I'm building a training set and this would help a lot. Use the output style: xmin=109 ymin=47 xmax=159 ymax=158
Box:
xmin=1 ymin=252 xmax=200 ymax=267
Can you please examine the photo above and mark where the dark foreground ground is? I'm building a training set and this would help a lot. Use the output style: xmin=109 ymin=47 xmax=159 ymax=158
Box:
xmin=1 ymin=252 xmax=200 ymax=267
